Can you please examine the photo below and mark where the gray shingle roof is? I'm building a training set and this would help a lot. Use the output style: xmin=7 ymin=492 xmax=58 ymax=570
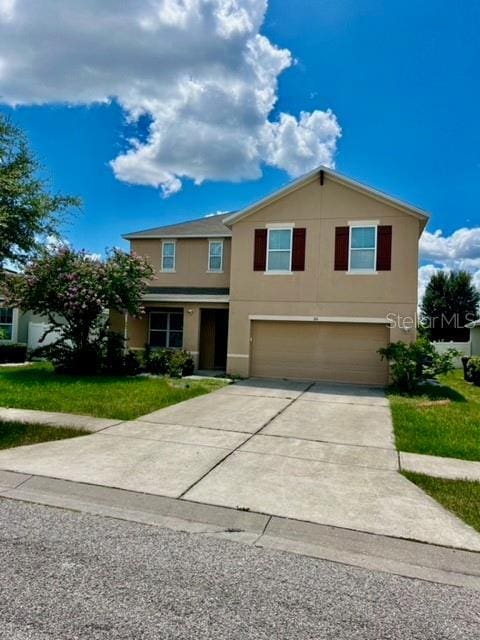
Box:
xmin=147 ymin=286 xmax=229 ymax=296
xmin=123 ymin=212 xmax=232 ymax=239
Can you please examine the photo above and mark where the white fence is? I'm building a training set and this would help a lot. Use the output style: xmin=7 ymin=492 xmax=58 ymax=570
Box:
xmin=432 ymin=341 xmax=471 ymax=368
xmin=27 ymin=322 xmax=63 ymax=351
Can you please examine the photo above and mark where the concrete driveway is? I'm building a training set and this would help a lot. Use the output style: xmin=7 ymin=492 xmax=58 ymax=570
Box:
xmin=1 ymin=379 xmax=480 ymax=551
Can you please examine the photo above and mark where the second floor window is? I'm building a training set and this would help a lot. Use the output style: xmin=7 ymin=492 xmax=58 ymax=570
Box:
xmin=349 ymin=226 xmax=376 ymax=272
xmin=162 ymin=241 xmax=175 ymax=271
xmin=267 ymin=228 xmax=292 ymax=272
xmin=208 ymin=240 xmax=223 ymax=272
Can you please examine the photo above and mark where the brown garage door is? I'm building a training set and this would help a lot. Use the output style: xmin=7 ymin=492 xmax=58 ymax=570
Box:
xmin=250 ymin=321 xmax=389 ymax=385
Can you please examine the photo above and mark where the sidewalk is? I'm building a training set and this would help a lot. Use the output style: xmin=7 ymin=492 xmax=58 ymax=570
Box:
xmin=0 ymin=407 xmax=121 ymax=432
xmin=400 ymin=451 xmax=480 ymax=482
xmin=3 ymin=405 xmax=480 ymax=483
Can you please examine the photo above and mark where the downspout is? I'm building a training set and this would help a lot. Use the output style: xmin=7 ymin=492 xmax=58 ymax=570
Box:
xmin=124 ymin=311 xmax=128 ymax=355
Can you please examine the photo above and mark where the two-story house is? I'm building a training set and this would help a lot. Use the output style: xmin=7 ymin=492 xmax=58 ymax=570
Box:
xmin=115 ymin=167 xmax=428 ymax=385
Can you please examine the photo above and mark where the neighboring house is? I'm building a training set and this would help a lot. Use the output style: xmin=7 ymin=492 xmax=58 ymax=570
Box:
xmin=0 ymin=269 xmax=58 ymax=349
xmin=466 ymin=320 xmax=480 ymax=356
xmin=1 ymin=269 xmax=21 ymax=344
xmin=114 ymin=167 xmax=428 ymax=385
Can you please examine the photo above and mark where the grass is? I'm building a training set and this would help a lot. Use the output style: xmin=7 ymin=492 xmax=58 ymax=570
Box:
xmin=0 ymin=362 xmax=227 ymax=421
xmin=403 ymin=471 xmax=480 ymax=534
xmin=0 ymin=420 xmax=88 ymax=450
xmin=388 ymin=370 xmax=480 ymax=461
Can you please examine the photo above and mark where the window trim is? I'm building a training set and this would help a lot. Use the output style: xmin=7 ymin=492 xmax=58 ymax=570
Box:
xmin=348 ymin=223 xmax=377 ymax=274
xmin=148 ymin=309 xmax=184 ymax=349
xmin=266 ymin=226 xmax=293 ymax=274
xmin=0 ymin=306 xmax=18 ymax=343
xmin=161 ymin=240 xmax=176 ymax=273
xmin=207 ymin=239 xmax=224 ymax=273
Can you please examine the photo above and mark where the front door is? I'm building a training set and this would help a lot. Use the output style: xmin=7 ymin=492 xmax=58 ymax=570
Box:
xmin=199 ymin=309 xmax=228 ymax=370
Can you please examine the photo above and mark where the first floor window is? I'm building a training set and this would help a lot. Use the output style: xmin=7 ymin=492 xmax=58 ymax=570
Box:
xmin=349 ymin=226 xmax=376 ymax=271
xmin=149 ymin=310 xmax=183 ymax=348
xmin=162 ymin=241 xmax=176 ymax=271
xmin=267 ymin=228 xmax=292 ymax=272
xmin=208 ymin=240 xmax=223 ymax=271
xmin=0 ymin=307 xmax=13 ymax=340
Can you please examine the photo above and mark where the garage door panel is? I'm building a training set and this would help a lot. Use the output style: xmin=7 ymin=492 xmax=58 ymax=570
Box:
xmin=250 ymin=321 xmax=388 ymax=385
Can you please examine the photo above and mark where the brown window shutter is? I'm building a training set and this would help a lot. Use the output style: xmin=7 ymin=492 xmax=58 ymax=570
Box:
xmin=253 ymin=229 xmax=267 ymax=271
xmin=334 ymin=226 xmax=349 ymax=271
xmin=292 ymin=228 xmax=306 ymax=271
xmin=376 ymin=225 xmax=392 ymax=271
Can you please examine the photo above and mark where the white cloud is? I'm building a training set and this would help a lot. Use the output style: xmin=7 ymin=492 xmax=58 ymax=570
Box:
xmin=0 ymin=0 xmax=341 ymax=196
xmin=420 ymin=227 xmax=480 ymax=267
xmin=418 ymin=227 xmax=480 ymax=303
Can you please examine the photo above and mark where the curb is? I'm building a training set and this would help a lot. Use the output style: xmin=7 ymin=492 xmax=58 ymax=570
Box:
xmin=1 ymin=470 xmax=479 ymax=591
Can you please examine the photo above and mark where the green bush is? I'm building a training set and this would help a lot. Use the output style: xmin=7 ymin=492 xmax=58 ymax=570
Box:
xmin=102 ymin=332 xmax=141 ymax=376
xmin=168 ymin=350 xmax=195 ymax=378
xmin=467 ymin=357 xmax=480 ymax=386
xmin=378 ymin=338 xmax=458 ymax=393
xmin=144 ymin=347 xmax=195 ymax=378
xmin=0 ymin=343 xmax=28 ymax=363
xmin=38 ymin=330 xmax=141 ymax=376
xmin=145 ymin=349 xmax=170 ymax=375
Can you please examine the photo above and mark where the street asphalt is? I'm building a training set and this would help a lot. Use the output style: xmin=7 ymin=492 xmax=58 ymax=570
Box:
xmin=1 ymin=498 xmax=479 ymax=639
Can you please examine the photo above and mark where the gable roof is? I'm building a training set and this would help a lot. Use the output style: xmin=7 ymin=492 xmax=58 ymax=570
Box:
xmin=223 ymin=166 xmax=430 ymax=232
xmin=123 ymin=212 xmax=232 ymax=240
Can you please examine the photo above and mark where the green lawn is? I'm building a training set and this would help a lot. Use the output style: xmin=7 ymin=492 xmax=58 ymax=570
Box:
xmin=388 ymin=370 xmax=480 ymax=461
xmin=0 ymin=420 xmax=89 ymax=450
xmin=0 ymin=362 xmax=227 ymax=420
xmin=403 ymin=471 xmax=480 ymax=534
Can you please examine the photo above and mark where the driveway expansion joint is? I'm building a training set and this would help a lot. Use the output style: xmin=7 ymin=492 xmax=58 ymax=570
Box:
xmin=176 ymin=382 xmax=314 ymax=499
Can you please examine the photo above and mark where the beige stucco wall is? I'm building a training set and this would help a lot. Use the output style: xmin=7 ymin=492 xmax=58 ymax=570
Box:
xmin=227 ymin=175 xmax=421 ymax=377
xmin=131 ymin=237 xmax=231 ymax=289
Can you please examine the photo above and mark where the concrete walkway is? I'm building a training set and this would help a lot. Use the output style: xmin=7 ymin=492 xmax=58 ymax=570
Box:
xmin=0 ymin=379 xmax=480 ymax=553
xmin=0 ymin=406 xmax=121 ymax=432
xmin=401 ymin=451 xmax=480 ymax=481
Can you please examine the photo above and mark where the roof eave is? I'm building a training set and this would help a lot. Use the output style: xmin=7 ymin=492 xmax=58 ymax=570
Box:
xmin=223 ymin=166 xmax=430 ymax=229
xmin=123 ymin=232 xmax=231 ymax=240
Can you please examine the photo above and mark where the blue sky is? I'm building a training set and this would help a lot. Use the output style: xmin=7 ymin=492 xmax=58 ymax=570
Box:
xmin=0 ymin=0 xmax=479 ymax=292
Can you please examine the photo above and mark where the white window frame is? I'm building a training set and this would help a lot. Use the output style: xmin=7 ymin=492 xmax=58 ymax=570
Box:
xmin=207 ymin=239 xmax=223 ymax=273
xmin=348 ymin=223 xmax=377 ymax=274
xmin=149 ymin=310 xmax=184 ymax=349
xmin=161 ymin=240 xmax=176 ymax=272
xmin=266 ymin=226 xmax=293 ymax=274
xmin=0 ymin=306 xmax=18 ymax=343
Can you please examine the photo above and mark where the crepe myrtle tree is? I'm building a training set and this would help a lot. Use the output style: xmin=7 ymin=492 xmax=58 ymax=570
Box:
xmin=4 ymin=247 xmax=153 ymax=374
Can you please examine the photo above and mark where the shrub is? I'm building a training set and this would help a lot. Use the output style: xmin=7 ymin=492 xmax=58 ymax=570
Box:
xmin=462 ymin=356 xmax=472 ymax=382
xmin=467 ymin=357 xmax=480 ymax=386
xmin=144 ymin=348 xmax=195 ymax=377
xmin=378 ymin=338 xmax=458 ymax=393
xmin=145 ymin=349 xmax=170 ymax=375
xmin=168 ymin=350 xmax=195 ymax=378
xmin=0 ymin=343 xmax=28 ymax=363
xmin=123 ymin=350 xmax=142 ymax=376
xmin=38 ymin=330 xmax=141 ymax=376
xmin=102 ymin=332 xmax=141 ymax=376
xmin=44 ymin=341 xmax=103 ymax=375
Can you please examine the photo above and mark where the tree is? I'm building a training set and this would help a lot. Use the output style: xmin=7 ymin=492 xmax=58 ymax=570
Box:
xmin=421 ymin=270 xmax=480 ymax=341
xmin=4 ymin=247 xmax=153 ymax=374
xmin=0 ymin=115 xmax=80 ymax=267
